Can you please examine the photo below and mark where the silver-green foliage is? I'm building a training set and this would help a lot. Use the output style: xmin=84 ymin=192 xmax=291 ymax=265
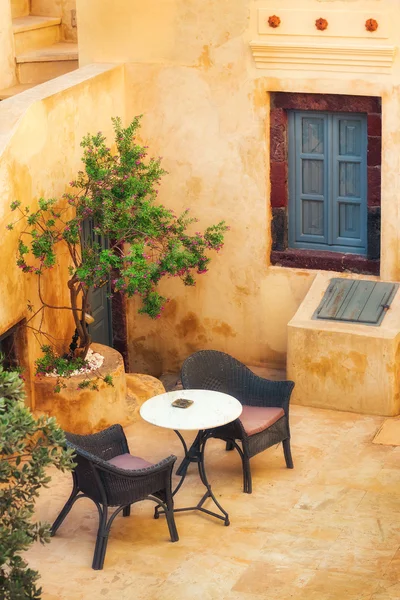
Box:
xmin=0 ymin=360 xmax=75 ymax=599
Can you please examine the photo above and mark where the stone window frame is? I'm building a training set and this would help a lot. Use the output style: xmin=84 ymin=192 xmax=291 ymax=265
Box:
xmin=270 ymin=93 xmax=381 ymax=275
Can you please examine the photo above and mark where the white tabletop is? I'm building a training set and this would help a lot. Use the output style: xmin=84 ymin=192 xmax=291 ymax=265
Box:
xmin=140 ymin=389 xmax=243 ymax=431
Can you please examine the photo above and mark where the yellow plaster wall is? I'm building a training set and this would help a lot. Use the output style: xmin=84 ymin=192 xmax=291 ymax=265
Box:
xmin=0 ymin=0 xmax=17 ymax=89
xmin=0 ymin=64 xmax=125 ymax=406
xmin=76 ymin=0 xmax=400 ymax=375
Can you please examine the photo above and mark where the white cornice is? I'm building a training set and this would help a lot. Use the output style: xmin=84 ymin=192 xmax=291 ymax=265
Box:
xmin=249 ymin=41 xmax=396 ymax=74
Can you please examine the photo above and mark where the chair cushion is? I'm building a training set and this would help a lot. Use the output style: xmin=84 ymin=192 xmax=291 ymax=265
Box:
xmin=107 ymin=453 xmax=154 ymax=470
xmin=240 ymin=406 xmax=285 ymax=436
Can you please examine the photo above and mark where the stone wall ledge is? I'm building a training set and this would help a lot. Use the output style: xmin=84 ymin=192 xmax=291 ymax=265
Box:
xmin=0 ymin=63 xmax=123 ymax=155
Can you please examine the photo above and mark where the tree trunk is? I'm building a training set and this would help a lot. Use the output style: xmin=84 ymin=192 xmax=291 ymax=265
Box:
xmin=68 ymin=278 xmax=91 ymax=359
xmin=80 ymin=289 xmax=91 ymax=359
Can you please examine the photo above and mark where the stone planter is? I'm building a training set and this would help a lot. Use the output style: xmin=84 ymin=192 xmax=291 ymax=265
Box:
xmin=34 ymin=343 xmax=131 ymax=434
xmin=125 ymin=372 xmax=166 ymax=420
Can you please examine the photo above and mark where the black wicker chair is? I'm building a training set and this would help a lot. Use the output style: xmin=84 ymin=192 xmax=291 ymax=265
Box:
xmin=181 ymin=350 xmax=295 ymax=494
xmin=51 ymin=424 xmax=178 ymax=570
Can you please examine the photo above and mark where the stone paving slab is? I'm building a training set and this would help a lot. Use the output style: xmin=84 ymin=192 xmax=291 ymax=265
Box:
xmin=24 ymin=404 xmax=400 ymax=600
xmin=373 ymin=418 xmax=400 ymax=446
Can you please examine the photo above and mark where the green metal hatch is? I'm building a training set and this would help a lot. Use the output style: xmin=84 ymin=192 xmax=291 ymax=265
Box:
xmin=313 ymin=278 xmax=398 ymax=326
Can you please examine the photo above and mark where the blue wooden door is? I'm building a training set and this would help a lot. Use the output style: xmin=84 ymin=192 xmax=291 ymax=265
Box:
xmin=288 ymin=111 xmax=367 ymax=255
xmin=82 ymin=219 xmax=113 ymax=347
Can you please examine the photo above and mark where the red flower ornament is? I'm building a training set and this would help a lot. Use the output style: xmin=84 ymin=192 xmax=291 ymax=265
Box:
xmin=315 ymin=18 xmax=328 ymax=31
xmin=365 ymin=18 xmax=378 ymax=32
xmin=268 ymin=15 xmax=281 ymax=29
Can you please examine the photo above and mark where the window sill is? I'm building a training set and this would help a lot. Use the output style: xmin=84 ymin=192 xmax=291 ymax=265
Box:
xmin=270 ymin=249 xmax=380 ymax=276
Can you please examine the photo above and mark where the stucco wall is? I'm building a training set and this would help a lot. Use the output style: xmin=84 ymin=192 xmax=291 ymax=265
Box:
xmin=0 ymin=0 xmax=17 ymax=89
xmin=0 ymin=64 xmax=125 ymax=406
xmin=77 ymin=0 xmax=400 ymax=374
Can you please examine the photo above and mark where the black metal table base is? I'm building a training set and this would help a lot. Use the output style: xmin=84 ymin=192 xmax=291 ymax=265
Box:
xmin=154 ymin=429 xmax=230 ymax=526
xmin=176 ymin=431 xmax=202 ymax=477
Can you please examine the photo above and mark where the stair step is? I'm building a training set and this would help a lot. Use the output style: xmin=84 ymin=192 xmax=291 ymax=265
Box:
xmin=13 ymin=16 xmax=61 ymax=54
xmin=16 ymin=43 xmax=78 ymax=63
xmin=12 ymin=15 xmax=61 ymax=33
xmin=17 ymin=59 xmax=79 ymax=85
xmin=250 ymin=365 xmax=287 ymax=381
xmin=0 ymin=83 xmax=36 ymax=100
xmin=30 ymin=0 xmax=61 ymax=18
xmin=159 ymin=365 xmax=287 ymax=393
xmin=11 ymin=0 xmax=30 ymax=19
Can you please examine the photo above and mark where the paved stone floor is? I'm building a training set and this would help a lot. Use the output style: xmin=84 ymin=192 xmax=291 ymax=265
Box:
xmin=26 ymin=405 xmax=400 ymax=600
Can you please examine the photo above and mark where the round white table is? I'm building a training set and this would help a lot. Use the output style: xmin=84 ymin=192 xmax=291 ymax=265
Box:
xmin=140 ymin=389 xmax=242 ymax=526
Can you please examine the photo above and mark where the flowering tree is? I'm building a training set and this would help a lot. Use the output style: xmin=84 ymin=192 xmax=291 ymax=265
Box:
xmin=8 ymin=117 xmax=227 ymax=376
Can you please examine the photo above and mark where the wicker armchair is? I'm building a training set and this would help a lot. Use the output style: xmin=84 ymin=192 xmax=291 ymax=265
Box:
xmin=51 ymin=424 xmax=178 ymax=570
xmin=181 ymin=350 xmax=295 ymax=494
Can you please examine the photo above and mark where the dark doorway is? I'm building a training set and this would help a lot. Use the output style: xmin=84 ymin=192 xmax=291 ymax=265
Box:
xmin=0 ymin=322 xmax=21 ymax=370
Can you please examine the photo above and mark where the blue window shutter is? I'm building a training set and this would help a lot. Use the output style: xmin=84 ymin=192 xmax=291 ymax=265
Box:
xmin=288 ymin=111 xmax=367 ymax=254
xmin=331 ymin=115 xmax=367 ymax=254
xmin=289 ymin=112 xmax=328 ymax=248
xmin=314 ymin=279 xmax=398 ymax=326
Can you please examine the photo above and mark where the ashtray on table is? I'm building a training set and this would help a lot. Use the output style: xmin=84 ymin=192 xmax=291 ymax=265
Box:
xmin=171 ymin=398 xmax=194 ymax=409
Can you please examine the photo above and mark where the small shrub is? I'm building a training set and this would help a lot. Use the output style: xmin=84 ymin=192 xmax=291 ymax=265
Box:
xmin=35 ymin=345 xmax=86 ymax=378
xmin=0 ymin=359 xmax=75 ymax=599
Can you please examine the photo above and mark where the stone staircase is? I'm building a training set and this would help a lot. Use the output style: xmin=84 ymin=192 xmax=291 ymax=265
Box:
xmin=0 ymin=0 xmax=78 ymax=99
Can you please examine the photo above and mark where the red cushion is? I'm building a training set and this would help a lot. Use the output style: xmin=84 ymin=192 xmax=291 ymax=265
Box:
xmin=240 ymin=406 xmax=285 ymax=436
xmin=107 ymin=453 xmax=153 ymax=470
